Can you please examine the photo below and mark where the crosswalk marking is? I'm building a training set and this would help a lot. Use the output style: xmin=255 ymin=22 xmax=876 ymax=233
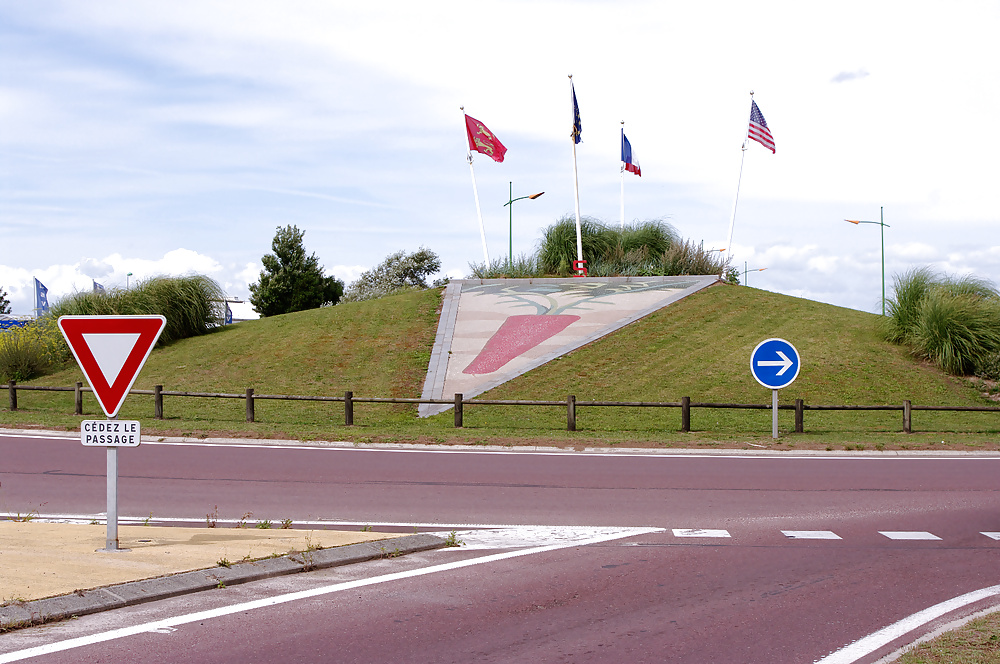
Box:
xmin=782 ymin=530 xmax=842 ymax=540
xmin=879 ymin=531 xmax=942 ymax=540
xmin=672 ymin=528 xmax=731 ymax=538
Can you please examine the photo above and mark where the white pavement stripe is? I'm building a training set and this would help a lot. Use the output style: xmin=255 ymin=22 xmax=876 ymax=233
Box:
xmin=0 ymin=527 xmax=663 ymax=663
xmin=879 ymin=531 xmax=942 ymax=541
xmin=813 ymin=584 xmax=1000 ymax=664
xmin=982 ymin=532 xmax=1000 ymax=540
xmin=782 ymin=531 xmax=842 ymax=540
xmin=672 ymin=529 xmax=731 ymax=538
xmin=431 ymin=526 xmax=649 ymax=550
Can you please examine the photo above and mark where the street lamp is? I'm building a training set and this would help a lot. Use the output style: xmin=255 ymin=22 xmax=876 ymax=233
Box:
xmin=743 ymin=262 xmax=767 ymax=286
xmin=845 ymin=206 xmax=889 ymax=316
xmin=503 ymin=182 xmax=544 ymax=266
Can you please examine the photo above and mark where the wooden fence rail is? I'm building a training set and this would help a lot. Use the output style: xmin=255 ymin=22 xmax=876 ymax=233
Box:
xmin=7 ymin=381 xmax=1000 ymax=434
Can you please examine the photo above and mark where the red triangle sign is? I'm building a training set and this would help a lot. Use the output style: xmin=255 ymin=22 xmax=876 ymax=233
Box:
xmin=58 ymin=315 xmax=166 ymax=418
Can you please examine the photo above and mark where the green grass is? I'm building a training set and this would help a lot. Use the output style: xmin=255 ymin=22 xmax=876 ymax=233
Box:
xmin=4 ymin=284 xmax=1000 ymax=450
xmin=893 ymin=610 xmax=1000 ymax=663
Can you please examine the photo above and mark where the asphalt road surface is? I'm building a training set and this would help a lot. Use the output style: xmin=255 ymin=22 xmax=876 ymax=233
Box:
xmin=2 ymin=431 xmax=999 ymax=663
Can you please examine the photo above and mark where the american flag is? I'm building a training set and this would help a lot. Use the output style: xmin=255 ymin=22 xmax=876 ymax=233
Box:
xmin=748 ymin=100 xmax=775 ymax=153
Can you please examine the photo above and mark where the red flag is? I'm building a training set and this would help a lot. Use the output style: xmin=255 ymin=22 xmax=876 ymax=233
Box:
xmin=465 ymin=114 xmax=507 ymax=163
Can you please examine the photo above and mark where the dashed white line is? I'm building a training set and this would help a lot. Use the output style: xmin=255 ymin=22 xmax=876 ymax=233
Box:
xmin=673 ymin=528 xmax=731 ymax=538
xmin=783 ymin=530 xmax=842 ymax=540
xmin=879 ymin=531 xmax=942 ymax=541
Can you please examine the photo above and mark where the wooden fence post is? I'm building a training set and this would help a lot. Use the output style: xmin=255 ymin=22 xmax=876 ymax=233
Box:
xmin=245 ymin=388 xmax=255 ymax=423
xmin=567 ymin=394 xmax=576 ymax=432
xmin=795 ymin=399 xmax=804 ymax=433
xmin=8 ymin=381 xmax=15 ymax=411
xmin=454 ymin=393 xmax=463 ymax=428
xmin=154 ymin=385 xmax=163 ymax=419
xmin=681 ymin=396 xmax=691 ymax=432
xmin=903 ymin=400 xmax=912 ymax=433
xmin=345 ymin=391 xmax=354 ymax=426
xmin=75 ymin=382 xmax=83 ymax=416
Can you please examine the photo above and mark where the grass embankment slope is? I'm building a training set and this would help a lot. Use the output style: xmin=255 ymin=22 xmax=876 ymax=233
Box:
xmin=5 ymin=284 xmax=999 ymax=450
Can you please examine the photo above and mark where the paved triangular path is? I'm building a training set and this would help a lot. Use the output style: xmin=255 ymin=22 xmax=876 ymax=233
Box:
xmin=419 ymin=276 xmax=718 ymax=416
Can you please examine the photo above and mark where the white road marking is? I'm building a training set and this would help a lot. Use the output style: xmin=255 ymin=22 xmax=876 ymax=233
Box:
xmin=431 ymin=526 xmax=644 ymax=550
xmin=982 ymin=532 xmax=1000 ymax=540
xmin=672 ymin=528 xmax=731 ymax=538
xmin=879 ymin=531 xmax=941 ymax=540
xmin=813 ymin=583 xmax=1000 ymax=664
xmin=783 ymin=530 xmax=842 ymax=540
xmin=0 ymin=527 xmax=663 ymax=663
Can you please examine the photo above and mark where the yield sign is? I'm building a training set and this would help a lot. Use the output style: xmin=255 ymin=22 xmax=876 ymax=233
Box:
xmin=58 ymin=315 xmax=166 ymax=418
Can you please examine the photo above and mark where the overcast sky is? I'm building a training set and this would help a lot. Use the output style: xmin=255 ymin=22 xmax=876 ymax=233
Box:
xmin=2 ymin=1 xmax=999 ymax=317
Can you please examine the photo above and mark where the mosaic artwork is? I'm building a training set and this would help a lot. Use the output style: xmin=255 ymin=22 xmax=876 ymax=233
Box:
xmin=419 ymin=276 xmax=719 ymax=416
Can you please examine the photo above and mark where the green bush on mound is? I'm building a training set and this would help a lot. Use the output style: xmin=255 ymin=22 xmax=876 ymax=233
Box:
xmin=50 ymin=275 xmax=226 ymax=345
xmin=884 ymin=267 xmax=1000 ymax=377
xmin=0 ymin=316 xmax=70 ymax=382
xmin=469 ymin=217 xmax=734 ymax=280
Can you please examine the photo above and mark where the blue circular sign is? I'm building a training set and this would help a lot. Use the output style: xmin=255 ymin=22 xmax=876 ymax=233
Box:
xmin=750 ymin=338 xmax=801 ymax=389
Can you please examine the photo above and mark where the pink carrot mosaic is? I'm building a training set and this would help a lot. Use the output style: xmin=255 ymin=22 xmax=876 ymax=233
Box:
xmin=418 ymin=276 xmax=719 ymax=416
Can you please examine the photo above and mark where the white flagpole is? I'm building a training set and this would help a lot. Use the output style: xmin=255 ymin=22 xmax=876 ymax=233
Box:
xmin=724 ymin=91 xmax=754 ymax=257
xmin=570 ymin=76 xmax=583 ymax=266
xmin=462 ymin=107 xmax=490 ymax=265
xmin=620 ymin=122 xmax=626 ymax=230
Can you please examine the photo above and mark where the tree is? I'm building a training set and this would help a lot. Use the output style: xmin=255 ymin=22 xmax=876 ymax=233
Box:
xmin=0 ymin=286 xmax=10 ymax=315
xmin=342 ymin=247 xmax=442 ymax=303
xmin=249 ymin=225 xmax=344 ymax=317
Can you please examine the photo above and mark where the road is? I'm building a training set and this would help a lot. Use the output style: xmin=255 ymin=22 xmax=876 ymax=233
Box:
xmin=2 ymin=431 xmax=999 ymax=663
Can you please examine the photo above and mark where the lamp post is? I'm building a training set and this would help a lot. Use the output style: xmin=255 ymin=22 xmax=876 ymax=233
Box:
xmin=126 ymin=272 xmax=133 ymax=289
xmin=846 ymin=206 xmax=889 ymax=315
xmin=503 ymin=182 xmax=544 ymax=266
xmin=743 ymin=262 xmax=767 ymax=286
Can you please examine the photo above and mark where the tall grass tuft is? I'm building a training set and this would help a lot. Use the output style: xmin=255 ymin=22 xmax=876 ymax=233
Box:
xmin=537 ymin=216 xmax=618 ymax=275
xmin=883 ymin=266 xmax=1000 ymax=376
xmin=474 ymin=217 xmax=729 ymax=279
xmin=884 ymin=267 xmax=937 ymax=343
xmin=468 ymin=254 xmax=544 ymax=279
xmin=49 ymin=275 xmax=225 ymax=345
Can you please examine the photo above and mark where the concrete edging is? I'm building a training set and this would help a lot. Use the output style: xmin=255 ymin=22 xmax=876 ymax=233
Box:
xmin=0 ymin=533 xmax=447 ymax=630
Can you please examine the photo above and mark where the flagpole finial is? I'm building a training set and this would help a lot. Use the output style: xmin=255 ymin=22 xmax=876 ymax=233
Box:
xmin=750 ymin=90 xmax=755 ymax=97
xmin=460 ymin=105 xmax=464 ymax=112
xmin=568 ymin=74 xmax=573 ymax=79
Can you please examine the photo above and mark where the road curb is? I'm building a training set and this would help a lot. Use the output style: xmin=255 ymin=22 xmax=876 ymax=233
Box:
xmin=0 ymin=533 xmax=446 ymax=631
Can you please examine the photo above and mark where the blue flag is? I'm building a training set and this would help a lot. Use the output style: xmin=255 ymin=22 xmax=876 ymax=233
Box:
xmin=34 ymin=278 xmax=49 ymax=315
xmin=225 ymin=302 xmax=233 ymax=325
xmin=571 ymin=80 xmax=582 ymax=144
xmin=93 ymin=280 xmax=105 ymax=293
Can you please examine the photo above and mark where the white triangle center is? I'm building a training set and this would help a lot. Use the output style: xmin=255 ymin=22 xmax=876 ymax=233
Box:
xmin=82 ymin=333 xmax=141 ymax=385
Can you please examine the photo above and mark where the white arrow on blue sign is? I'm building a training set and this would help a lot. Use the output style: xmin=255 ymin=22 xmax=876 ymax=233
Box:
xmin=750 ymin=338 xmax=801 ymax=390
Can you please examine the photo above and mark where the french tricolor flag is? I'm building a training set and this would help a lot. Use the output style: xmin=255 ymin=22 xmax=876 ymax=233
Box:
xmin=621 ymin=130 xmax=640 ymax=176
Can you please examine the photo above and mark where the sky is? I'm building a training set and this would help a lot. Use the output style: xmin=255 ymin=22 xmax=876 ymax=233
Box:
xmin=2 ymin=1 xmax=999 ymax=318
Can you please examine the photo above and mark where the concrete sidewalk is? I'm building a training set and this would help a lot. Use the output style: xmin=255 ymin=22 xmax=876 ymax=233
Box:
xmin=0 ymin=522 xmax=445 ymax=630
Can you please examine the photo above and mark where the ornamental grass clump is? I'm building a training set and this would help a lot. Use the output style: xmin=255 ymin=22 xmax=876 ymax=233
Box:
xmin=49 ymin=275 xmax=225 ymax=345
xmin=883 ymin=267 xmax=1000 ymax=377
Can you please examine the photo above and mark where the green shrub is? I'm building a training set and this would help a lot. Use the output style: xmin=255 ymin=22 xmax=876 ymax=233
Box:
xmin=883 ymin=266 xmax=1000 ymax=376
xmin=912 ymin=289 xmax=1000 ymax=375
xmin=49 ymin=275 xmax=225 ymax=345
xmin=0 ymin=317 xmax=70 ymax=382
